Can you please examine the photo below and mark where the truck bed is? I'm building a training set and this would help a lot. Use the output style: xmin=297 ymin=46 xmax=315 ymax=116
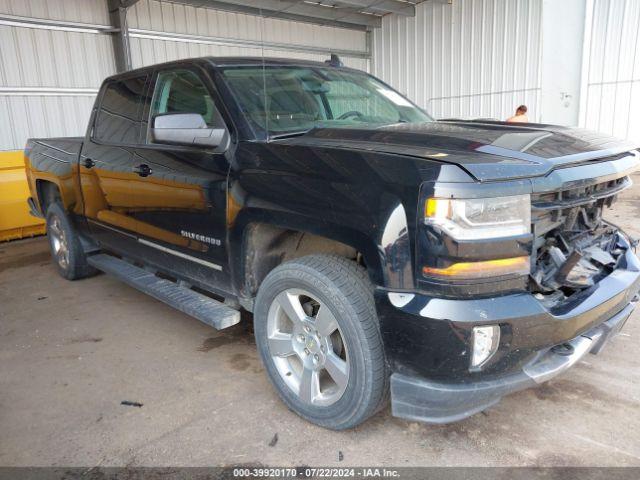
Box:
xmin=25 ymin=137 xmax=83 ymax=176
xmin=24 ymin=137 xmax=85 ymax=215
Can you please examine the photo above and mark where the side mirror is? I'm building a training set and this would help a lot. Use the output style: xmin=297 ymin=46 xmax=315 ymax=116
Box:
xmin=151 ymin=113 xmax=228 ymax=149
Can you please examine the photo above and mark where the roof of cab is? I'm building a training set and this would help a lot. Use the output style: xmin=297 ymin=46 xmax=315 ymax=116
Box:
xmin=103 ymin=56 xmax=358 ymax=82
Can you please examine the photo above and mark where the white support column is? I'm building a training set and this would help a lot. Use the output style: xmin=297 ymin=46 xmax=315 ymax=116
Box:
xmin=540 ymin=0 xmax=588 ymax=126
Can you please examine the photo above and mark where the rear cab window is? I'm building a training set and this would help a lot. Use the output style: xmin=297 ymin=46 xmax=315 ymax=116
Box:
xmin=93 ymin=75 xmax=148 ymax=144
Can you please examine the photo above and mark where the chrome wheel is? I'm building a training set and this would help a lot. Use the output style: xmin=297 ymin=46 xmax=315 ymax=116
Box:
xmin=49 ymin=216 xmax=69 ymax=270
xmin=266 ymin=288 xmax=349 ymax=407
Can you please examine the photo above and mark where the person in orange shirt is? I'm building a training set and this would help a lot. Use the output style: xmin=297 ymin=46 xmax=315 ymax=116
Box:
xmin=506 ymin=105 xmax=529 ymax=123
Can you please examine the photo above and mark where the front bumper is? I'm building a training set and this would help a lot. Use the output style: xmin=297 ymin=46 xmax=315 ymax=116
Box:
xmin=390 ymin=300 xmax=635 ymax=423
xmin=377 ymin=245 xmax=640 ymax=424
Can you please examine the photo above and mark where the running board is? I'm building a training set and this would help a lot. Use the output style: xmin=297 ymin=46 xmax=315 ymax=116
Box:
xmin=87 ymin=254 xmax=240 ymax=330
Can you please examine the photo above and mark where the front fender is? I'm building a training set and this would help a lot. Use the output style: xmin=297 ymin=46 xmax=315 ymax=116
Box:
xmin=227 ymin=142 xmax=437 ymax=297
xmin=228 ymin=200 xmax=414 ymax=296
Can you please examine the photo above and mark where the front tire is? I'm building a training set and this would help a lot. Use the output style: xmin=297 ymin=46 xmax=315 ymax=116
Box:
xmin=46 ymin=202 xmax=96 ymax=280
xmin=254 ymin=255 xmax=388 ymax=430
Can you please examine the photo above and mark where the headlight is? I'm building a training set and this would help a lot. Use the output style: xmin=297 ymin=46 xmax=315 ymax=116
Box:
xmin=425 ymin=194 xmax=531 ymax=240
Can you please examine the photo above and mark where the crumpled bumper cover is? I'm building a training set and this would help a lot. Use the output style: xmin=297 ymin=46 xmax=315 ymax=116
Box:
xmin=390 ymin=297 xmax=636 ymax=424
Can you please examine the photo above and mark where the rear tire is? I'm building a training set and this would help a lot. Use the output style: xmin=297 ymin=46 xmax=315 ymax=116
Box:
xmin=254 ymin=254 xmax=388 ymax=430
xmin=45 ymin=202 xmax=96 ymax=280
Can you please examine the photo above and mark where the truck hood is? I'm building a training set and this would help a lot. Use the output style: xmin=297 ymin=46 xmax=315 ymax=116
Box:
xmin=280 ymin=120 xmax=639 ymax=182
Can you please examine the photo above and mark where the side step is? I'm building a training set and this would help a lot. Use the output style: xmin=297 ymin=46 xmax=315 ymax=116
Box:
xmin=87 ymin=253 xmax=240 ymax=330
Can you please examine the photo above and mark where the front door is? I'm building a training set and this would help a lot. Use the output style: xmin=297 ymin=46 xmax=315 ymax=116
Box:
xmin=128 ymin=68 xmax=232 ymax=294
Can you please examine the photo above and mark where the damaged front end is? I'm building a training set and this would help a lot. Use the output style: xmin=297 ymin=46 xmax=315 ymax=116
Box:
xmin=530 ymin=176 xmax=637 ymax=308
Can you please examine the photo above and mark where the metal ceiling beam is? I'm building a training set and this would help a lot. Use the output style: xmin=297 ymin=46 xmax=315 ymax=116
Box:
xmin=0 ymin=13 xmax=115 ymax=33
xmin=332 ymin=0 xmax=415 ymax=16
xmin=170 ymin=0 xmax=382 ymax=30
xmin=128 ymin=27 xmax=370 ymax=57
xmin=281 ymin=1 xmax=382 ymax=26
xmin=107 ymin=0 xmax=140 ymax=72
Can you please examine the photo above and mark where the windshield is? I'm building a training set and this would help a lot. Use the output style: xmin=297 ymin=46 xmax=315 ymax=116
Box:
xmin=220 ymin=66 xmax=432 ymax=137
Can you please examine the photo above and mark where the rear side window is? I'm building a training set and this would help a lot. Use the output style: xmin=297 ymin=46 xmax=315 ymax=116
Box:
xmin=150 ymin=70 xmax=224 ymax=129
xmin=94 ymin=76 xmax=147 ymax=144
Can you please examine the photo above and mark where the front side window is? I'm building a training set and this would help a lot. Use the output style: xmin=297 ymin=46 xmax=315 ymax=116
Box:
xmin=94 ymin=75 xmax=147 ymax=144
xmin=220 ymin=66 xmax=431 ymax=136
xmin=150 ymin=70 xmax=224 ymax=130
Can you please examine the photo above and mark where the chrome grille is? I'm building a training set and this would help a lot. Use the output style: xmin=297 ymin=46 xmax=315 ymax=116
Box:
xmin=531 ymin=176 xmax=630 ymax=237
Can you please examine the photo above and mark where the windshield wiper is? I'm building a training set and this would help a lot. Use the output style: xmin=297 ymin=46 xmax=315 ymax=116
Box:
xmin=269 ymin=129 xmax=313 ymax=140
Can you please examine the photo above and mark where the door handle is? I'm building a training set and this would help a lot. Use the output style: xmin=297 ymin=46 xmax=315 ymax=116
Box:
xmin=83 ymin=158 xmax=95 ymax=169
xmin=133 ymin=164 xmax=152 ymax=177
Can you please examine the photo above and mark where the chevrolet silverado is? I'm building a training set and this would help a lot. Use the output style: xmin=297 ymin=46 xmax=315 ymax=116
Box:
xmin=24 ymin=56 xmax=640 ymax=429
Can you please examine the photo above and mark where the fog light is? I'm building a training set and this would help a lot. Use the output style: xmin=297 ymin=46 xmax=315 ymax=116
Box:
xmin=471 ymin=325 xmax=500 ymax=369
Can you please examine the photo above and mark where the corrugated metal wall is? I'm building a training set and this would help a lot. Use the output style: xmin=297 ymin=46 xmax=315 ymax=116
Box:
xmin=580 ymin=0 xmax=640 ymax=142
xmin=0 ymin=0 xmax=369 ymax=151
xmin=4 ymin=0 xmax=636 ymax=151
xmin=127 ymin=0 xmax=369 ymax=70
xmin=371 ymin=0 xmax=543 ymax=122
xmin=0 ymin=0 xmax=115 ymax=150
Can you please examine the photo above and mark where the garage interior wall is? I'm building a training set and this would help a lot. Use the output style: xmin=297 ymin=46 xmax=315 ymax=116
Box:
xmin=0 ymin=0 xmax=115 ymax=151
xmin=2 ymin=0 xmax=639 ymax=152
xmin=0 ymin=0 xmax=368 ymax=151
xmin=580 ymin=0 xmax=640 ymax=142
xmin=372 ymin=0 xmax=543 ymax=122
xmin=127 ymin=0 xmax=369 ymax=70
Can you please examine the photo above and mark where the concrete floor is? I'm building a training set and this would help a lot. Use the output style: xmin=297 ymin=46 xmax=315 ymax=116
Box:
xmin=1 ymin=174 xmax=640 ymax=467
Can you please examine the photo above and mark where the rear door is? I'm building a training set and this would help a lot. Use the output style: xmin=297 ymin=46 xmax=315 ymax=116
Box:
xmin=79 ymin=73 xmax=149 ymax=252
xmin=127 ymin=67 xmax=233 ymax=294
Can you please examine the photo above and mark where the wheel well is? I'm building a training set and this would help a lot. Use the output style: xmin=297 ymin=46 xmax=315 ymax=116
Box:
xmin=242 ymin=223 xmax=363 ymax=297
xmin=35 ymin=180 xmax=61 ymax=215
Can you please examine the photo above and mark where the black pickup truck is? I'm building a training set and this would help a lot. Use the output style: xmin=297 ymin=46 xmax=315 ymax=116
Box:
xmin=25 ymin=56 xmax=640 ymax=429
